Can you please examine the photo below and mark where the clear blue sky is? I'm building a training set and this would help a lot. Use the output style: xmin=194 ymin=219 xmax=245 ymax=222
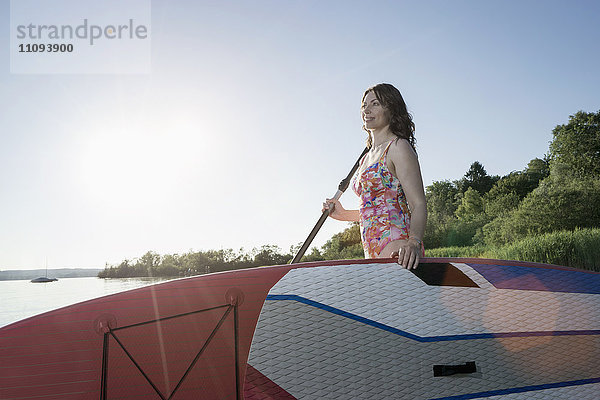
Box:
xmin=1 ymin=0 xmax=599 ymax=269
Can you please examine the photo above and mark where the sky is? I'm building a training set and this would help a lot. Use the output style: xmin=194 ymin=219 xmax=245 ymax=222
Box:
xmin=1 ymin=0 xmax=599 ymax=270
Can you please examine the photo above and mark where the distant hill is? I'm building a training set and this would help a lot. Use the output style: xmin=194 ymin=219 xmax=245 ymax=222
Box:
xmin=0 ymin=268 xmax=102 ymax=281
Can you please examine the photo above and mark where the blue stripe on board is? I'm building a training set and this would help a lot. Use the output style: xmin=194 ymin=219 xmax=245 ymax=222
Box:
xmin=265 ymin=294 xmax=600 ymax=342
xmin=267 ymin=294 xmax=422 ymax=341
xmin=469 ymin=264 xmax=600 ymax=294
xmin=429 ymin=377 xmax=600 ymax=399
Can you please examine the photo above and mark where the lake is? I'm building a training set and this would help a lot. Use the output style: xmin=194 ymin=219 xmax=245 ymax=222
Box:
xmin=0 ymin=276 xmax=173 ymax=328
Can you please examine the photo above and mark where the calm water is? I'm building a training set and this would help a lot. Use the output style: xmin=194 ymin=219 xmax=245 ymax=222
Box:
xmin=0 ymin=276 xmax=172 ymax=328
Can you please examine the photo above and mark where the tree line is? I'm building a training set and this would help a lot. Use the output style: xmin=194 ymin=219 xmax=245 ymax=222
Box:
xmin=424 ymin=110 xmax=600 ymax=249
xmin=99 ymin=110 xmax=600 ymax=278
xmin=98 ymin=246 xmax=292 ymax=278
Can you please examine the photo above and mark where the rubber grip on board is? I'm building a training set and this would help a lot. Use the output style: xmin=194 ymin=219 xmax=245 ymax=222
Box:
xmin=433 ymin=361 xmax=477 ymax=377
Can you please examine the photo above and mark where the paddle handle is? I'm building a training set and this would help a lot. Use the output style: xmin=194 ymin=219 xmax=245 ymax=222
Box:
xmin=290 ymin=147 xmax=368 ymax=264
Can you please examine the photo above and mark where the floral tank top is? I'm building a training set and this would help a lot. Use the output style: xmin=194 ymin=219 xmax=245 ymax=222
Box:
xmin=352 ymin=140 xmax=412 ymax=258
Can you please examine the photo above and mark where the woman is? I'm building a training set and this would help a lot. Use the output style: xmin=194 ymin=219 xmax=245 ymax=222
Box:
xmin=323 ymin=83 xmax=426 ymax=270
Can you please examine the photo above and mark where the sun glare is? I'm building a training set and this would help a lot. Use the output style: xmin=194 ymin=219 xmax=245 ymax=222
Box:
xmin=77 ymin=114 xmax=211 ymax=213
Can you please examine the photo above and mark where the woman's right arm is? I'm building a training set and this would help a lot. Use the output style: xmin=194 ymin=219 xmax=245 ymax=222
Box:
xmin=322 ymin=198 xmax=360 ymax=222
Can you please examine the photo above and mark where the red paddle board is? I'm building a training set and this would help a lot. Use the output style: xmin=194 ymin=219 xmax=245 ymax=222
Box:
xmin=1 ymin=258 xmax=599 ymax=399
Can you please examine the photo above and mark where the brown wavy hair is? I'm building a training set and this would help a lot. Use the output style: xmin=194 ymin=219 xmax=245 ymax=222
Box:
xmin=362 ymin=83 xmax=416 ymax=151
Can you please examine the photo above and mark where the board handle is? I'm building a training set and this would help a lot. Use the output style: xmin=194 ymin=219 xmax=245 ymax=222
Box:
xmin=433 ymin=361 xmax=477 ymax=377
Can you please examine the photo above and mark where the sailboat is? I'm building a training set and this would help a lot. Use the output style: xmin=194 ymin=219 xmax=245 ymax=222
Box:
xmin=30 ymin=259 xmax=58 ymax=283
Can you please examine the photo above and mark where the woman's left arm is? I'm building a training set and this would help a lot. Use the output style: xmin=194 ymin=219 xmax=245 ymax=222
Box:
xmin=388 ymin=139 xmax=427 ymax=269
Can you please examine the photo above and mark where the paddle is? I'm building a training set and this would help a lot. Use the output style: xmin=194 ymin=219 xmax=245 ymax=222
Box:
xmin=290 ymin=147 xmax=369 ymax=264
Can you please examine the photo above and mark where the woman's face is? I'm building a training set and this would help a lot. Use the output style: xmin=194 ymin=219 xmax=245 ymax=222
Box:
xmin=361 ymin=91 xmax=389 ymax=131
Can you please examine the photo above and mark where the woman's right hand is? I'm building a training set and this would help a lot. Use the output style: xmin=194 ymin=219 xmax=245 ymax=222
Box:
xmin=322 ymin=198 xmax=345 ymax=220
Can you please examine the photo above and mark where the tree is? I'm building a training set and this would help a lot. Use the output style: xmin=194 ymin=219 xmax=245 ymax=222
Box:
xmin=426 ymin=181 xmax=459 ymax=219
xmin=457 ymin=161 xmax=499 ymax=195
xmin=448 ymin=187 xmax=489 ymax=246
xmin=481 ymin=110 xmax=600 ymax=246
xmin=181 ymin=251 xmax=212 ymax=274
xmin=424 ymin=181 xmax=459 ymax=248
xmin=483 ymin=177 xmax=600 ymax=246
xmin=321 ymin=223 xmax=363 ymax=260
xmin=525 ymin=157 xmax=550 ymax=181
xmin=548 ymin=110 xmax=600 ymax=178
xmin=338 ymin=222 xmax=362 ymax=248
xmin=252 ymin=245 xmax=290 ymax=266
xmin=301 ymin=247 xmax=326 ymax=262
xmin=484 ymin=170 xmax=542 ymax=220
xmin=455 ymin=187 xmax=484 ymax=220
xmin=158 ymin=254 xmax=183 ymax=276
xmin=137 ymin=251 xmax=161 ymax=274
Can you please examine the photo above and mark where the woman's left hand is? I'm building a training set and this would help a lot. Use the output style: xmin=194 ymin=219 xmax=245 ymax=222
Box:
xmin=390 ymin=238 xmax=421 ymax=270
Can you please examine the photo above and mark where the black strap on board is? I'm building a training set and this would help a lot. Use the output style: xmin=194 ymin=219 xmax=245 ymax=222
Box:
xmin=433 ymin=361 xmax=477 ymax=377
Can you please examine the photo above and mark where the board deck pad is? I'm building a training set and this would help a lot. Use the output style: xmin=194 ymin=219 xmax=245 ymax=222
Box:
xmin=1 ymin=258 xmax=599 ymax=399
xmin=247 ymin=259 xmax=600 ymax=399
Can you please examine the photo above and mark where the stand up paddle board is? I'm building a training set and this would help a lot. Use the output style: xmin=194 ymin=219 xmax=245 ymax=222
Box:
xmin=1 ymin=258 xmax=599 ymax=399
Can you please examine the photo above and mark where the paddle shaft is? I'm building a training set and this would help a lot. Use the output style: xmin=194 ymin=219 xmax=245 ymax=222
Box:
xmin=290 ymin=147 xmax=369 ymax=264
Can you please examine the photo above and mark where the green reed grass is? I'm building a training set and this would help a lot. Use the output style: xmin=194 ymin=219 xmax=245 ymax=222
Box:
xmin=425 ymin=228 xmax=600 ymax=271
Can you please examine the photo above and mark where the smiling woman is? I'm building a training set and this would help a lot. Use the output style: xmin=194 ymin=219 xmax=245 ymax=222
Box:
xmin=323 ymin=83 xmax=427 ymax=270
